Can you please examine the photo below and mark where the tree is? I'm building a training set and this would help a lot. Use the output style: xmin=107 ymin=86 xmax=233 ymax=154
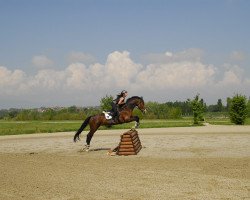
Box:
xmin=8 ymin=109 xmax=19 ymax=119
xmin=0 ymin=109 xmax=9 ymax=119
xmin=100 ymin=95 xmax=113 ymax=111
xmin=189 ymin=94 xmax=205 ymax=125
xmin=217 ymin=99 xmax=223 ymax=112
xmin=42 ymin=109 xmax=55 ymax=120
xmin=229 ymin=94 xmax=247 ymax=125
xmin=207 ymin=99 xmax=224 ymax=112
xmin=165 ymin=101 xmax=192 ymax=116
xmin=68 ymin=106 xmax=77 ymax=113
xmin=247 ymin=99 xmax=250 ymax=117
xmin=167 ymin=107 xmax=182 ymax=119
xmin=226 ymin=97 xmax=232 ymax=111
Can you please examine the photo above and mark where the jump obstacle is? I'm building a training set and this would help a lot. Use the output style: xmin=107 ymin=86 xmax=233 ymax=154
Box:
xmin=110 ymin=129 xmax=142 ymax=156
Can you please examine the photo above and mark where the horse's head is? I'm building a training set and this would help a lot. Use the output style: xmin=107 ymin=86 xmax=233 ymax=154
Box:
xmin=137 ymin=97 xmax=147 ymax=113
xmin=126 ymin=96 xmax=146 ymax=113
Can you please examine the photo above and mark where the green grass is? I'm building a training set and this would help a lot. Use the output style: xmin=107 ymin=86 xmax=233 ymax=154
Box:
xmin=1 ymin=118 xmax=249 ymax=136
xmin=206 ymin=117 xmax=250 ymax=125
xmin=0 ymin=119 xmax=193 ymax=136
xmin=206 ymin=118 xmax=232 ymax=125
xmin=108 ymin=119 xmax=193 ymax=129
xmin=0 ymin=121 xmax=82 ymax=136
xmin=245 ymin=118 xmax=250 ymax=124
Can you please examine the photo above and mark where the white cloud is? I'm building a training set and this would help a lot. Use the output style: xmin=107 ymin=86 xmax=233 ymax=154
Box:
xmin=68 ymin=52 xmax=96 ymax=64
xmin=218 ymin=70 xmax=241 ymax=86
xmin=0 ymin=66 xmax=27 ymax=95
xmin=65 ymin=63 xmax=91 ymax=90
xmin=165 ymin=52 xmax=173 ymax=57
xmin=1 ymin=50 xmax=250 ymax=107
xmin=229 ymin=51 xmax=246 ymax=62
xmin=135 ymin=61 xmax=215 ymax=90
xmin=32 ymin=55 xmax=54 ymax=68
xmin=142 ymin=48 xmax=204 ymax=64
xmin=105 ymin=51 xmax=143 ymax=87
xmin=31 ymin=69 xmax=66 ymax=90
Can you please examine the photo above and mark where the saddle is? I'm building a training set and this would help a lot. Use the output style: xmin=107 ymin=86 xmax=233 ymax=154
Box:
xmin=103 ymin=104 xmax=125 ymax=120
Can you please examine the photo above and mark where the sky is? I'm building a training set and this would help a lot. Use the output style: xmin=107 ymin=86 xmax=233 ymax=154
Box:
xmin=0 ymin=0 xmax=250 ymax=109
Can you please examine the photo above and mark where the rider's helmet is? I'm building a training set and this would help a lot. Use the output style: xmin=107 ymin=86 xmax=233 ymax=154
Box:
xmin=121 ymin=90 xmax=127 ymax=95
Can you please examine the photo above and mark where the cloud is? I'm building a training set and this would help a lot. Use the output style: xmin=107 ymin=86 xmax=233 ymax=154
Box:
xmin=142 ymin=48 xmax=204 ymax=64
xmin=30 ymin=69 xmax=66 ymax=90
xmin=1 ymin=50 xmax=250 ymax=107
xmin=0 ymin=66 xmax=27 ymax=95
xmin=135 ymin=62 xmax=215 ymax=90
xmin=31 ymin=55 xmax=54 ymax=68
xmin=68 ymin=52 xmax=96 ymax=64
xmin=218 ymin=70 xmax=241 ymax=86
xmin=229 ymin=51 xmax=246 ymax=62
xmin=105 ymin=51 xmax=143 ymax=87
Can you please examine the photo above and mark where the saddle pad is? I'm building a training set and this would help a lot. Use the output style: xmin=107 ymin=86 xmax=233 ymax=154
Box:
xmin=102 ymin=111 xmax=112 ymax=120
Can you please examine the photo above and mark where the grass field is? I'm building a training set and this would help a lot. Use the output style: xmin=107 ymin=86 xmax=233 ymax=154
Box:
xmin=0 ymin=119 xmax=192 ymax=136
xmin=0 ymin=118 xmax=249 ymax=136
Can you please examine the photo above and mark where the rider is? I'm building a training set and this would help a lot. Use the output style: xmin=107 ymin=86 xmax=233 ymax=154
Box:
xmin=111 ymin=90 xmax=128 ymax=119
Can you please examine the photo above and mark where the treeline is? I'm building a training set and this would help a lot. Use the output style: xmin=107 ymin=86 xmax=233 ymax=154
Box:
xmin=0 ymin=106 xmax=100 ymax=121
xmin=143 ymin=101 xmax=190 ymax=119
xmin=0 ymin=101 xmax=194 ymax=120
xmin=1 ymin=97 xmax=250 ymax=121
xmin=1 ymin=103 xmax=185 ymax=120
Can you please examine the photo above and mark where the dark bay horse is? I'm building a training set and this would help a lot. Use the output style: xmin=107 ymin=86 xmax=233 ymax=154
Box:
xmin=73 ymin=96 xmax=146 ymax=150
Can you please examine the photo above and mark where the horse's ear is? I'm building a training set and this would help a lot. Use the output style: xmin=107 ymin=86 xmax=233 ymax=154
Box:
xmin=141 ymin=96 xmax=144 ymax=100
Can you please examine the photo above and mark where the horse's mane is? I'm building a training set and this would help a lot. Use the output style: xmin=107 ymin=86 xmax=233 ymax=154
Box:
xmin=126 ymin=96 xmax=144 ymax=104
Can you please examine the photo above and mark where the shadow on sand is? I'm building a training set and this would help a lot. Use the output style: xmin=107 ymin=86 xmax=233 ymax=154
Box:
xmin=78 ymin=147 xmax=112 ymax=153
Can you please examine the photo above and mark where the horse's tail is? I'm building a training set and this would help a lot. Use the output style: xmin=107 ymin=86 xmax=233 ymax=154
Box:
xmin=73 ymin=116 xmax=91 ymax=142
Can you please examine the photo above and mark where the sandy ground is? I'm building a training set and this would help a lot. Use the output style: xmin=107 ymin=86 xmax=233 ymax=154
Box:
xmin=0 ymin=125 xmax=250 ymax=200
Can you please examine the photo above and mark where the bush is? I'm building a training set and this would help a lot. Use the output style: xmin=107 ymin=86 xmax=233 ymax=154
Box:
xmin=247 ymin=100 xmax=250 ymax=117
xmin=189 ymin=94 xmax=205 ymax=125
xmin=100 ymin=95 xmax=113 ymax=111
xmin=229 ymin=94 xmax=247 ymax=125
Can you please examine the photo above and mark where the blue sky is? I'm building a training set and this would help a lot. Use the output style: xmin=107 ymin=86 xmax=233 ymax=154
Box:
xmin=0 ymin=0 xmax=250 ymax=108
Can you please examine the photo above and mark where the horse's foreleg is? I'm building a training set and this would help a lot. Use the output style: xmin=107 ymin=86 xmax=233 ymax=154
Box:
xmin=125 ymin=116 xmax=140 ymax=129
xmin=134 ymin=116 xmax=140 ymax=128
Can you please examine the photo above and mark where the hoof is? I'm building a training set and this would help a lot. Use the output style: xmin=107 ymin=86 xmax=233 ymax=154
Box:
xmin=80 ymin=145 xmax=90 ymax=152
xmin=134 ymin=122 xmax=140 ymax=129
xmin=107 ymin=149 xmax=117 ymax=156
xmin=107 ymin=146 xmax=118 ymax=156
xmin=107 ymin=151 xmax=117 ymax=156
xmin=73 ymin=135 xmax=81 ymax=142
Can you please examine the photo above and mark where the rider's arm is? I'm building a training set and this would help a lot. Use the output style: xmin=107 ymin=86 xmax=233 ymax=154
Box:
xmin=117 ymin=97 xmax=125 ymax=105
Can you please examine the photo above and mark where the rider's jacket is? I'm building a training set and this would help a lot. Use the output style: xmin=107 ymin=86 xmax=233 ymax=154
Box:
xmin=113 ymin=96 xmax=125 ymax=108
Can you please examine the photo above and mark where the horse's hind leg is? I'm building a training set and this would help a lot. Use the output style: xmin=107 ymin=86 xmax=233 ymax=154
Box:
xmin=81 ymin=131 xmax=95 ymax=152
xmin=81 ymin=144 xmax=90 ymax=152
xmin=83 ymin=124 xmax=100 ymax=151
xmin=80 ymin=131 xmax=93 ymax=152
xmin=86 ymin=130 xmax=95 ymax=146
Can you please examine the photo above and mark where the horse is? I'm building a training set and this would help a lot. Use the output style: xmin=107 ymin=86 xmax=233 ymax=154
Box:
xmin=73 ymin=96 xmax=146 ymax=151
